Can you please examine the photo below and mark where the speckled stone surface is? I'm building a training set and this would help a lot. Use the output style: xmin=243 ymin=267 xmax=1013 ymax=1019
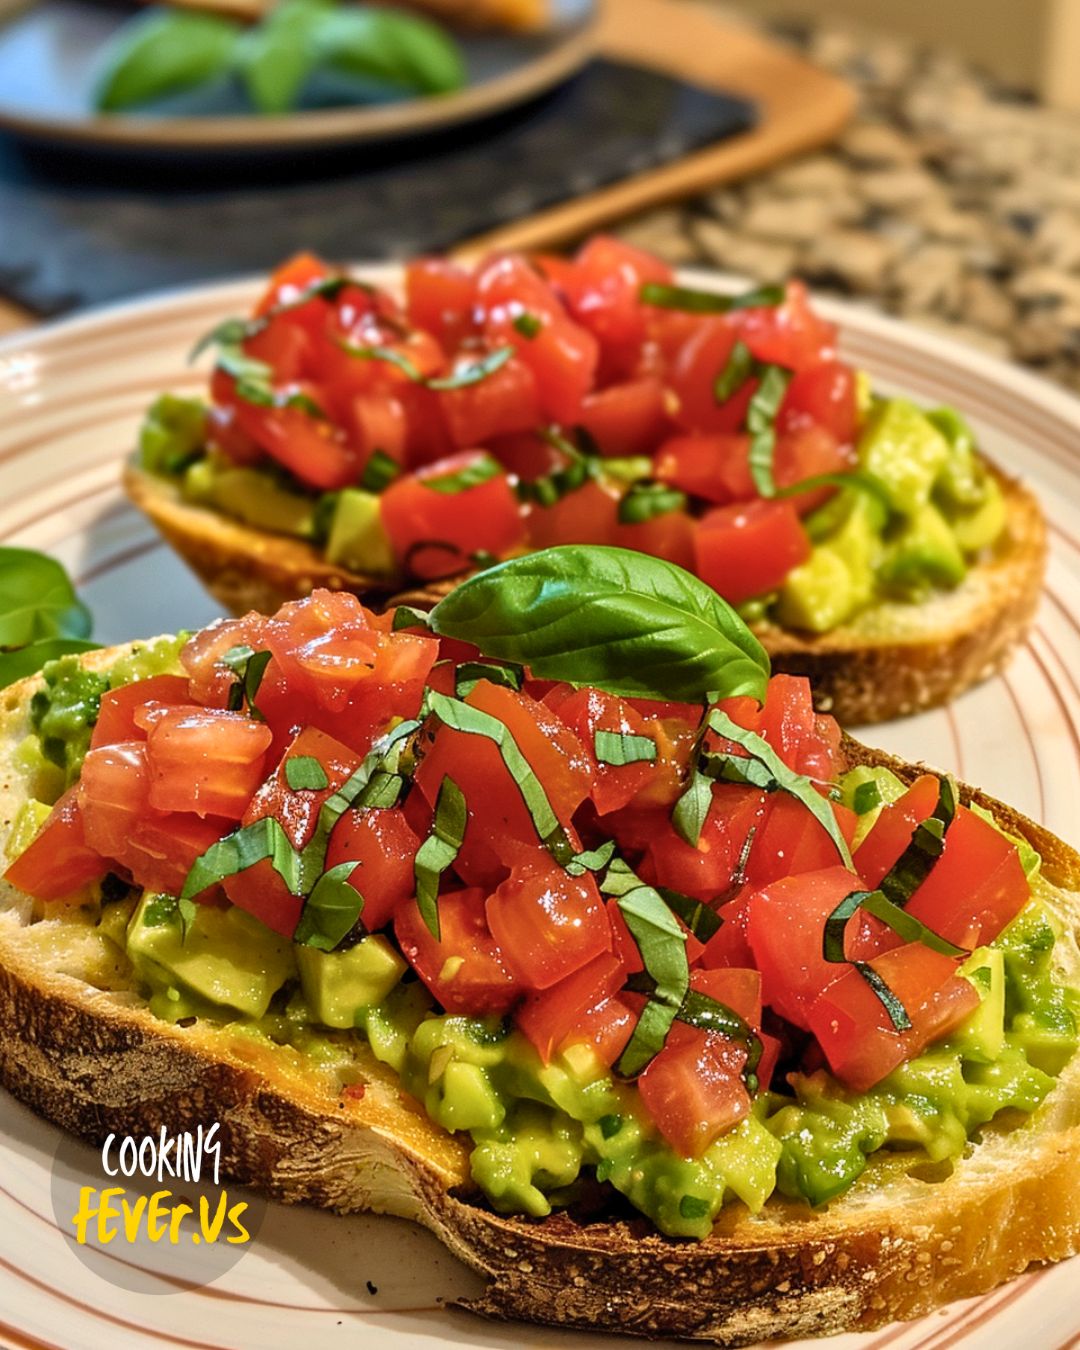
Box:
xmin=616 ymin=10 xmax=1080 ymax=391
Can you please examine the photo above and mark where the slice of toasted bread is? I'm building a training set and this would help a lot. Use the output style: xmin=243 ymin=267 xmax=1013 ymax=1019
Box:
xmin=1 ymin=650 xmax=1078 ymax=1344
xmin=124 ymin=460 xmax=1047 ymax=726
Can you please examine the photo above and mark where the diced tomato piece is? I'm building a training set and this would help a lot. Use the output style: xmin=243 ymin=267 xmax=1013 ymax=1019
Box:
xmin=207 ymin=404 xmax=263 ymax=466
xmin=693 ymin=499 xmax=810 ymax=605
xmin=4 ymin=787 xmax=107 ymax=900
xmin=90 ymin=676 xmax=194 ymax=750
xmin=142 ymin=708 xmax=272 ymax=819
xmin=746 ymin=865 xmax=877 ymax=1030
xmin=781 ymin=360 xmax=858 ymax=445
xmin=698 ymin=888 xmax=755 ymax=969
xmin=395 ymin=887 xmax=521 ymax=1016
xmin=689 ymin=966 xmax=763 ymax=1026
xmin=438 ymin=353 xmax=541 ymax=448
xmin=654 ymin=433 xmax=753 ymax=505
xmin=380 ymin=452 xmax=525 ymax=581
xmin=732 ymin=282 xmax=837 ymax=372
xmin=526 ymin=478 xmax=621 ymax=550
xmin=640 ymin=785 xmax=769 ymax=902
xmin=577 ymin=378 xmax=671 ymax=458
xmin=254 ymin=252 xmax=330 ymax=323
xmin=244 ymin=319 xmax=314 ymax=384
xmin=666 ymin=317 xmax=754 ymax=436
xmin=515 ymin=951 xmax=626 ymax=1062
xmin=546 ymin=685 xmax=657 ymax=815
xmin=613 ymin=506 xmax=696 ymax=572
xmin=325 ymin=807 xmax=421 ymax=933
xmin=415 ymin=680 xmax=590 ymax=884
xmin=743 ymin=794 xmax=853 ymax=890
xmin=638 ymin=1031 xmax=750 ymax=1157
xmin=564 ymin=235 xmax=674 ymax=350
xmin=749 ymin=673 xmax=843 ymax=781
xmin=220 ymin=380 xmax=361 ymax=492
xmin=486 ymin=857 xmax=611 ymax=990
xmin=78 ymin=742 xmax=229 ymax=897
xmin=181 ymin=612 xmax=269 ymax=709
xmin=807 ymin=944 xmax=980 ymax=1092
xmin=773 ymin=423 xmax=854 ymax=515
xmin=854 ymin=777 xmax=1030 ymax=949
xmin=485 ymin=430 xmax=562 ymax=481
xmin=347 ymin=393 xmax=408 ymax=466
xmin=404 ymin=258 xmax=476 ymax=348
xmin=557 ymin=995 xmax=636 ymax=1069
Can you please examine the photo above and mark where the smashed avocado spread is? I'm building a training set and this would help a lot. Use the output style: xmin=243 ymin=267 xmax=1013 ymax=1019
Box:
xmin=5 ymin=569 xmax=1076 ymax=1240
xmin=137 ymin=244 xmax=1006 ymax=637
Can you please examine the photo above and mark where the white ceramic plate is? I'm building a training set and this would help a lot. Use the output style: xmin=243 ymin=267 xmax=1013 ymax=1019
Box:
xmin=0 ymin=268 xmax=1078 ymax=1350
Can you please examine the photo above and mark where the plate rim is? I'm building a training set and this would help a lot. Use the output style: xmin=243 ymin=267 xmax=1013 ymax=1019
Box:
xmin=0 ymin=0 xmax=598 ymax=150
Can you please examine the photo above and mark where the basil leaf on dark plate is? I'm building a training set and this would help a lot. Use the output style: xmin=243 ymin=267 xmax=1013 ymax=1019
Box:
xmin=424 ymin=546 xmax=770 ymax=705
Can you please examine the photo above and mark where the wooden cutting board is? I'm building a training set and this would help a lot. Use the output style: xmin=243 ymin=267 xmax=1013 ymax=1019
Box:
xmin=457 ymin=0 xmax=855 ymax=256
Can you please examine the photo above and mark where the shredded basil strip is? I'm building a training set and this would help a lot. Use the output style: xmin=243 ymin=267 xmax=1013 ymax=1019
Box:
xmin=855 ymin=962 xmax=912 ymax=1032
xmin=413 ymin=775 xmax=467 ymax=940
xmin=285 ymin=755 xmax=329 ymax=792
xmin=860 ymin=890 xmax=966 ymax=956
xmin=516 ymin=433 xmax=595 ymax=507
xmin=879 ymin=776 xmax=959 ymax=909
xmin=293 ymin=861 xmax=365 ymax=951
xmin=655 ymin=886 xmax=723 ymax=942
xmin=454 ymin=659 xmax=524 ymax=699
xmin=213 ymin=346 xmax=327 ymax=419
xmin=424 ymin=454 xmax=502 ymax=495
xmin=222 ymin=644 xmax=272 ymax=721
xmin=671 ymin=767 xmax=713 ymax=847
xmin=774 ymin=469 xmax=893 ymax=515
xmin=335 ymin=339 xmax=513 ymax=391
xmin=746 ymin=365 xmax=793 ymax=498
xmin=593 ymin=728 xmax=657 ymax=767
xmin=617 ymin=481 xmax=687 ymax=524
xmin=181 ymin=815 xmax=299 ymax=900
xmin=704 ymin=709 xmax=853 ymax=869
xmin=614 ymin=887 xmax=690 ymax=1078
xmin=639 ymin=281 xmax=785 ymax=314
xmin=565 ymin=839 xmax=617 ymax=877
xmin=189 ymin=275 xmax=353 ymax=361
xmin=425 ymin=690 xmax=575 ymax=866
xmin=512 ymin=312 xmax=542 ymax=339
xmin=713 ymin=339 xmax=756 ymax=403
xmin=359 ymin=449 xmax=401 ymax=493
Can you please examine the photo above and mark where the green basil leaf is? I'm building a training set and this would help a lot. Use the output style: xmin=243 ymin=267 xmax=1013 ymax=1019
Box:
xmin=334 ymin=340 xmax=424 ymax=382
xmin=221 ymin=645 xmax=272 ymax=721
xmin=639 ymin=282 xmax=785 ymax=314
xmin=427 ymin=347 xmax=514 ymax=391
xmin=317 ymin=6 xmax=465 ymax=95
xmin=413 ymin=775 xmax=467 ymax=939
xmin=852 ymin=779 xmax=882 ymax=815
xmin=713 ymin=339 xmax=756 ymax=403
xmin=426 ymin=690 xmax=574 ymax=865
xmin=597 ymin=855 xmax=644 ymax=899
xmin=705 ymin=709 xmax=852 ymax=869
xmin=774 ymin=469 xmax=893 ymax=516
xmin=879 ymin=776 xmax=958 ymax=909
xmin=0 ymin=548 xmax=93 ymax=649
xmin=614 ymin=886 xmax=690 ymax=1077
xmin=392 ymin=605 xmax=433 ymax=632
xmin=565 ymin=840 xmax=617 ymax=877
xmin=285 ymin=755 xmax=330 ymax=792
xmin=424 ymin=545 xmax=770 ymax=705
xmin=655 ymin=887 xmax=722 ymax=942
xmin=671 ymin=767 xmax=714 ymax=848
xmin=617 ymin=481 xmax=687 ymax=525
xmin=593 ymin=729 xmax=657 ymax=767
xmin=746 ymin=365 xmax=793 ymax=498
xmin=360 ymin=449 xmax=401 ymax=494
xmin=235 ymin=0 xmax=332 ymax=115
xmin=454 ymin=659 xmax=525 ymax=699
xmin=181 ymin=815 xmax=299 ymax=900
xmin=0 ymin=638 xmax=99 ymax=689
xmin=294 ymin=861 xmax=364 ymax=951
xmin=679 ymin=1194 xmax=711 ymax=1220
xmin=423 ymin=454 xmax=502 ymax=495
xmin=513 ymin=312 xmax=542 ymax=339
xmin=93 ymin=10 xmax=242 ymax=113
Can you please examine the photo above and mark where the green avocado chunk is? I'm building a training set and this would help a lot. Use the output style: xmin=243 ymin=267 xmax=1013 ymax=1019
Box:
xmin=186 ymin=463 xmax=320 ymax=539
xmin=776 ymin=493 xmax=883 ymax=632
xmin=295 ymin=935 xmax=406 ymax=1029
xmin=127 ymin=893 xmax=294 ymax=1021
xmin=878 ymin=502 xmax=967 ymax=599
xmin=325 ymin=488 xmax=396 ymax=575
xmin=857 ymin=398 xmax=952 ymax=516
xmin=140 ymin=394 xmax=208 ymax=477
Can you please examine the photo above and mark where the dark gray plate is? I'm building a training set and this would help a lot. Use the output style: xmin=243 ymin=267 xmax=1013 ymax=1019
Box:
xmin=0 ymin=0 xmax=597 ymax=150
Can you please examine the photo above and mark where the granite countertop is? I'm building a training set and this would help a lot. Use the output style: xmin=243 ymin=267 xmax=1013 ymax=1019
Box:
xmin=616 ymin=11 xmax=1080 ymax=392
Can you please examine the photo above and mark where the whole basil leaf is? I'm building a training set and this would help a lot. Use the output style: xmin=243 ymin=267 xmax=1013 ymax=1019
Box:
xmin=94 ymin=10 xmax=242 ymax=112
xmin=0 ymin=548 xmax=93 ymax=650
xmin=425 ymin=545 xmax=770 ymax=704
xmin=316 ymin=6 xmax=466 ymax=95
xmin=236 ymin=0 xmax=334 ymax=114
